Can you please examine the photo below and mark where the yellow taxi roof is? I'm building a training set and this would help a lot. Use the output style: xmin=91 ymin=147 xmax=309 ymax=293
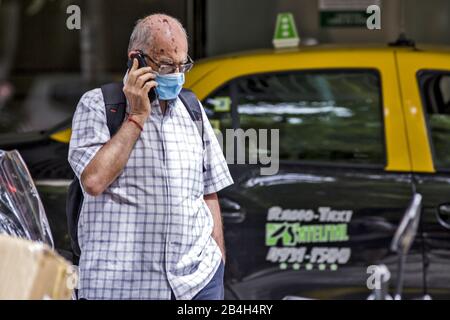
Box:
xmin=185 ymin=43 xmax=450 ymax=89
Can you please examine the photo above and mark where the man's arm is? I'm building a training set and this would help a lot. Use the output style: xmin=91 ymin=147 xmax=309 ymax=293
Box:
xmin=204 ymin=192 xmax=226 ymax=263
xmin=81 ymin=58 xmax=157 ymax=196
xmin=81 ymin=120 xmax=143 ymax=196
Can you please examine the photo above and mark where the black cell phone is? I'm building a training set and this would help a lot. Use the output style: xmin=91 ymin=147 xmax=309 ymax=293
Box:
xmin=127 ymin=51 xmax=157 ymax=103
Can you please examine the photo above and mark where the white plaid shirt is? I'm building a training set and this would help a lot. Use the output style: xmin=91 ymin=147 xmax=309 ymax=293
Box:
xmin=68 ymin=86 xmax=233 ymax=300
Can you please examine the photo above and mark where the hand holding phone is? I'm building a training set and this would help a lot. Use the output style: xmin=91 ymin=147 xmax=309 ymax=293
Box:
xmin=123 ymin=54 xmax=158 ymax=125
xmin=127 ymin=52 xmax=157 ymax=103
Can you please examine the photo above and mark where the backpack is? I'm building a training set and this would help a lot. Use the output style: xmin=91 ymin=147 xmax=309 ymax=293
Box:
xmin=66 ymin=82 xmax=204 ymax=265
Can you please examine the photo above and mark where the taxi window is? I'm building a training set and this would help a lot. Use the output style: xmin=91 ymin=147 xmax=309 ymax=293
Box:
xmin=419 ymin=72 xmax=450 ymax=169
xmin=202 ymin=84 xmax=235 ymax=156
xmin=203 ymin=84 xmax=234 ymax=135
xmin=234 ymin=70 xmax=385 ymax=165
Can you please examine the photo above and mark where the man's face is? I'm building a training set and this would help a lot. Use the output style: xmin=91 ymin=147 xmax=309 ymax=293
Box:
xmin=144 ymin=18 xmax=189 ymax=74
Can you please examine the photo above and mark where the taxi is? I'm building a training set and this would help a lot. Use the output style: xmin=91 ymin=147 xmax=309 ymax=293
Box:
xmin=1 ymin=43 xmax=449 ymax=300
xmin=183 ymin=44 xmax=450 ymax=299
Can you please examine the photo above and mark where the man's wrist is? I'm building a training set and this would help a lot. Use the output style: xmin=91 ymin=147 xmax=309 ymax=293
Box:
xmin=128 ymin=113 xmax=148 ymax=129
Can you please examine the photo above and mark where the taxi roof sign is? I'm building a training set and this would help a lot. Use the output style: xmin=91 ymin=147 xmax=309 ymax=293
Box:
xmin=273 ymin=13 xmax=300 ymax=49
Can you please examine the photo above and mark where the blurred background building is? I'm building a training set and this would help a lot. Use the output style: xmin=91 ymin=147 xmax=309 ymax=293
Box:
xmin=0 ymin=0 xmax=449 ymax=134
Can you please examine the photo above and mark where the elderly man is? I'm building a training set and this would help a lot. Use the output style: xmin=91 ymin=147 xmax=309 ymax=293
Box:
xmin=68 ymin=14 xmax=233 ymax=300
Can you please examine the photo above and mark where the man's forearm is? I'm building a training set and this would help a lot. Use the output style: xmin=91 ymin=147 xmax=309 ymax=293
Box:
xmin=204 ymin=193 xmax=226 ymax=263
xmin=81 ymin=117 xmax=145 ymax=196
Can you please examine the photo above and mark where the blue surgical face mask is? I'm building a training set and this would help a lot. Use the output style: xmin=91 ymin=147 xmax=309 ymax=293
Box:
xmin=155 ymin=72 xmax=185 ymax=100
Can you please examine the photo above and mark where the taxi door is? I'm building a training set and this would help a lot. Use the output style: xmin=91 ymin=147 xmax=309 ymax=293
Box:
xmin=396 ymin=48 xmax=450 ymax=299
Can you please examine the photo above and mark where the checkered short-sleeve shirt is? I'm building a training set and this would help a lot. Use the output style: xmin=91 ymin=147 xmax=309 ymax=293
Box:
xmin=68 ymin=87 xmax=233 ymax=300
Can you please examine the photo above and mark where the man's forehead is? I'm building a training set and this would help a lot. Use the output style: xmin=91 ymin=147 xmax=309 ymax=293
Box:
xmin=150 ymin=38 xmax=188 ymax=64
xmin=149 ymin=43 xmax=187 ymax=64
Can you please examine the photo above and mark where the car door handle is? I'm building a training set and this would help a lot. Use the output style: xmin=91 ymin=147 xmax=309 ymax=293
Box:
xmin=220 ymin=198 xmax=245 ymax=223
xmin=437 ymin=204 xmax=450 ymax=229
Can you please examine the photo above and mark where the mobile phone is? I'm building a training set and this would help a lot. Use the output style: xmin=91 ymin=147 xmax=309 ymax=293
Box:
xmin=127 ymin=51 xmax=157 ymax=103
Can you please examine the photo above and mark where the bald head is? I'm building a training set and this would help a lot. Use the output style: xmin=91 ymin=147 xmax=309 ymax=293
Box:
xmin=128 ymin=14 xmax=188 ymax=66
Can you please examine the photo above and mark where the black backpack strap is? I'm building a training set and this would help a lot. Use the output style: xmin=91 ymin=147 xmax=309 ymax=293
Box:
xmin=179 ymin=88 xmax=204 ymax=146
xmin=101 ymin=82 xmax=127 ymax=136
xmin=179 ymin=88 xmax=206 ymax=172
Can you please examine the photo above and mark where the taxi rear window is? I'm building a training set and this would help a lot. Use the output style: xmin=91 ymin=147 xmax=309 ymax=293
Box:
xmin=419 ymin=71 xmax=450 ymax=170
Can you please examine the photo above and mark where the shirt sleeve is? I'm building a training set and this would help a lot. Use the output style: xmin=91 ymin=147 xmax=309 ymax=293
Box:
xmin=201 ymin=101 xmax=234 ymax=195
xmin=68 ymin=88 xmax=110 ymax=181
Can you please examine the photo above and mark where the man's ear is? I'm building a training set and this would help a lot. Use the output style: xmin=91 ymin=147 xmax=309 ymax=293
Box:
xmin=128 ymin=50 xmax=139 ymax=59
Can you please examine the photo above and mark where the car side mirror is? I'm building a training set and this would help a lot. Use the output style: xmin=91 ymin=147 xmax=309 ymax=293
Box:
xmin=391 ymin=193 xmax=422 ymax=255
xmin=390 ymin=193 xmax=422 ymax=299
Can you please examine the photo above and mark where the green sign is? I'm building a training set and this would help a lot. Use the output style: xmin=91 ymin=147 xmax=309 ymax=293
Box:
xmin=272 ymin=12 xmax=300 ymax=49
xmin=266 ymin=222 xmax=349 ymax=246
xmin=320 ymin=11 xmax=370 ymax=27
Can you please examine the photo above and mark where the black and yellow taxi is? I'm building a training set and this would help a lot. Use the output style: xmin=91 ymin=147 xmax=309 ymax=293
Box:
xmin=1 ymin=43 xmax=450 ymax=299
xmin=181 ymin=44 xmax=450 ymax=299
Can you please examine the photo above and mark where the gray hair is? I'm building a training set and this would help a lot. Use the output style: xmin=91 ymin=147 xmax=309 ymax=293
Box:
xmin=127 ymin=14 xmax=187 ymax=52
